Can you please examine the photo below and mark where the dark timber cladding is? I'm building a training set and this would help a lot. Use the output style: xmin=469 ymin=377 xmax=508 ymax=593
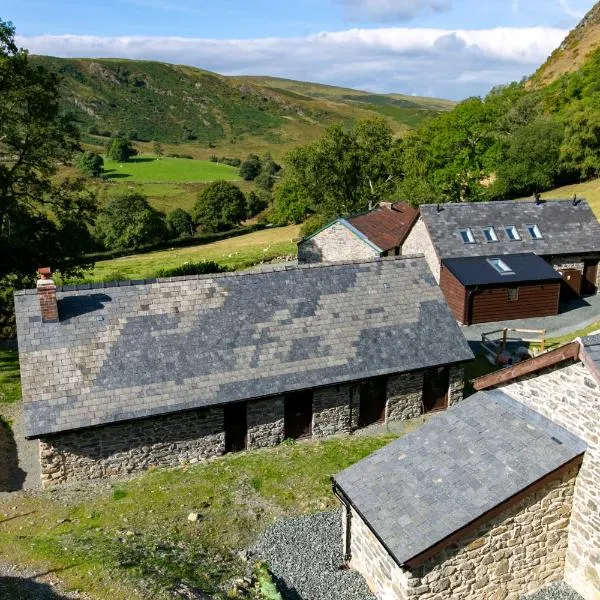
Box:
xmin=440 ymin=253 xmax=562 ymax=325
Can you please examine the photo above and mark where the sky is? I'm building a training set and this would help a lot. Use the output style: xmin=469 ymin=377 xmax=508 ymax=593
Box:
xmin=5 ymin=0 xmax=598 ymax=99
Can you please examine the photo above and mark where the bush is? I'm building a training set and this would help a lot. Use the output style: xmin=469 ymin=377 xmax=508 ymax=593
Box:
xmin=166 ymin=208 xmax=195 ymax=238
xmin=299 ymin=214 xmax=331 ymax=238
xmin=106 ymin=137 xmax=137 ymax=162
xmin=239 ymin=153 xmax=262 ymax=180
xmin=246 ymin=190 xmax=269 ymax=218
xmin=193 ymin=181 xmax=247 ymax=233
xmin=77 ymin=151 xmax=104 ymax=177
xmin=96 ymin=192 xmax=169 ymax=251
xmin=167 ymin=153 xmax=194 ymax=159
xmin=154 ymin=261 xmax=230 ymax=278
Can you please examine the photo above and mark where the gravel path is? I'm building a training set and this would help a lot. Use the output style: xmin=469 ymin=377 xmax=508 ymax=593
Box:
xmin=252 ymin=510 xmax=584 ymax=600
xmin=251 ymin=509 xmax=375 ymax=600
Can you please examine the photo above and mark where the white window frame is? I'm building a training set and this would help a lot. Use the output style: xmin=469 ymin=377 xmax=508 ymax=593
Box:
xmin=457 ymin=228 xmax=475 ymax=244
xmin=526 ymin=224 xmax=543 ymax=240
xmin=487 ymin=258 xmax=515 ymax=275
xmin=482 ymin=226 xmax=499 ymax=243
xmin=505 ymin=225 xmax=521 ymax=241
xmin=507 ymin=288 xmax=519 ymax=302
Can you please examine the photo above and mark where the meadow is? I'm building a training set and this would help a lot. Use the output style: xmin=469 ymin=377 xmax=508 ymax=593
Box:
xmin=86 ymin=225 xmax=301 ymax=282
xmin=102 ymin=155 xmax=240 ymax=183
xmin=543 ymin=177 xmax=600 ymax=217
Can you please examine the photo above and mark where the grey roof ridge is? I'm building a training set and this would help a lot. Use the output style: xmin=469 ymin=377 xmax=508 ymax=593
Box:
xmin=420 ymin=197 xmax=589 ymax=208
xmin=14 ymin=254 xmax=428 ymax=296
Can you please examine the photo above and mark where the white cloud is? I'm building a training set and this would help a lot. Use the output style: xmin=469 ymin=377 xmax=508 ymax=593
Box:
xmin=17 ymin=26 xmax=568 ymax=99
xmin=338 ymin=0 xmax=451 ymax=22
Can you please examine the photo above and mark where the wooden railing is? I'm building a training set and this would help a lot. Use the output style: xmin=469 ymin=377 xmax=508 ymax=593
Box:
xmin=481 ymin=328 xmax=546 ymax=365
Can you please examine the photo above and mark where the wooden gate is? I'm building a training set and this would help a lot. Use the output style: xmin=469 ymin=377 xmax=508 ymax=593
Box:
xmin=560 ymin=268 xmax=583 ymax=299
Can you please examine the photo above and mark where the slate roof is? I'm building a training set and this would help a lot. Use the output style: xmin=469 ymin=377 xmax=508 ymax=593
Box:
xmin=15 ymin=257 xmax=474 ymax=439
xmin=334 ymin=389 xmax=586 ymax=567
xmin=419 ymin=199 xmax=600 ymax=260
xmin=442 ymin=253 xmax=563 ymax=287
xmin=581 ymin=334 xmax=600 ymax=383
xmin=345 ymin=203 xmax=418 ymax=252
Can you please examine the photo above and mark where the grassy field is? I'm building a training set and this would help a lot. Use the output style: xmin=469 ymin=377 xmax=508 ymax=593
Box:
xmin=0 ymin=348 xmax=20 ymax=405
xmin=0 ymin=433 xmax=398 ymax=600
xmin=86 ymin=225 xmax=301 ymax=282
xmin=102 ymin=155 xmax=240 ymax=183
xmin=543 ymin=178 xmax=600 ymax=217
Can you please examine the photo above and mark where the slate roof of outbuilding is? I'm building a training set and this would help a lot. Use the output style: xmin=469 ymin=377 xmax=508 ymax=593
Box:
xmin=15 ymin=256 xmax=474 ymax=439
xmin=581 ymin=333 xmax=600 ymax=383
xmin=442 ymin=253 xmax=563 ymax=286
xmin=419 ymin=199 xmax=600 ymax=260
xmin=334 ymin=389 xmax=586 ymax=567
xmin=345 ymin=203 xmax=419 ymax=252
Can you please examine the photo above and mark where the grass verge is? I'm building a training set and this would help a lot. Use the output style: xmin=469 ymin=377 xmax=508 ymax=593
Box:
xmin=87 ymin=225 xmax=300 ymax=282
xmin=0 ymin=348 xmax=20 ymax=405
xmin=0 ymin=433 xmax=396 ymax=600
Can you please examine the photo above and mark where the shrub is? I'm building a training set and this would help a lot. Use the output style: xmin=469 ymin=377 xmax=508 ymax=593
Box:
xmin=77 ymin=151 xmax=104 ymax=177
xmin=166 ymin=208 xmax=195 ymax=238
xmin=246 ymin=190 xmax=269 ymax=218
xmin=193 ymin=181 xmax=247 ymax=233
xmin=239 ymin=154 xmax=261 ymax=180
xmin=106 ymin=137 xmax=137 ymax=162
xmin=154 ymin=261 xmax=230 ymax=278
xmin=299 ymin=214 xmax=331 ymax=238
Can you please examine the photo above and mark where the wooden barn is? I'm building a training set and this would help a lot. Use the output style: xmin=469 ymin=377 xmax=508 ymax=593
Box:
xmin=440 ymin=253 xmax=563 ymax=325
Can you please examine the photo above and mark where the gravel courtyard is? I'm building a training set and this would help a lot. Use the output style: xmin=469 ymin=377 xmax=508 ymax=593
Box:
xmin=252 ymin=510 xmax=584 ymax=600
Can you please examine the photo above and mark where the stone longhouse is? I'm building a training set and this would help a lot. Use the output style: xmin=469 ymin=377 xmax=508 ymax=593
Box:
xmin=334 ymin=335 xmax=600 ymax=600
xmin=14 ymin=256 xmax=473 ymax=487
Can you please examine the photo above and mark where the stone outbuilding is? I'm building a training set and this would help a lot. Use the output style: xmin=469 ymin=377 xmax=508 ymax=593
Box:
xmin=298 ymin=202 xmax=418 ymax=264
xmin=14 ymin=256 xmax=473 ymax=488
xmin=333 ymin=334 xmax=600 ymax=600
xmin=403 ymin=199 xmax=600 ymax=314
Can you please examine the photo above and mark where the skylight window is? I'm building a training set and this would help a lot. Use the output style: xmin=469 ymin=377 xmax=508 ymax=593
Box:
xmin=487 ymin=258 xmax=515 ymax=275
xmin=526 ymin=224 xmax=543 ymax=240
xmin=505 ymin=225 xmax=521 ymax=241
xmin=482 ymin=227 xmax=498 ymax=243
xmin=458 ymin=228 xmax=475 ymax=244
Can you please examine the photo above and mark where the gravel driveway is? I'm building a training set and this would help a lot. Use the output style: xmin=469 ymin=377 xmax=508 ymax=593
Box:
xmin=252 ymin=510 xmax=583 ymax=600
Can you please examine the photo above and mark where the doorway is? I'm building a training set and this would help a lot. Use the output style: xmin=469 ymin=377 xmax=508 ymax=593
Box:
xmin=284 ymin=391 xmax=313 ymax=440
xmin=559 ymin=268 xmax=583 ymax=300
xmin=583 ymin=262 xmax=598 ymax=296
xmin=358 ymin=377 xmax=387 ymax=427
xmin=422 ymin=367 xmax=450 ymax=413
xmin=224 ymin=403 xmax=247 ymax=453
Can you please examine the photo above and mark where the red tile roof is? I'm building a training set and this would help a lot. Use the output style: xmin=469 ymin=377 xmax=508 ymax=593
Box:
xmin=346 ymin=203 xmax=418 ymax=252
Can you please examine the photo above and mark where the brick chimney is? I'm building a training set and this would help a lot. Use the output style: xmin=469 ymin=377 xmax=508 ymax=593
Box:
xmin=37 ymin=267 xmax=59 ymax=323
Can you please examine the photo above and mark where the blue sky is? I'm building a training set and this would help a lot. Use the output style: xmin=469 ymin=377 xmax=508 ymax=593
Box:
xmin=6 ymin=0 xmax=597 ymax=98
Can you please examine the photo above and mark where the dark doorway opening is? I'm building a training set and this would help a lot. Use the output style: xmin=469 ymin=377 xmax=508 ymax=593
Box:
xmin=224 ymin=402 xmax=247 ymax=453
xmin=422 ymin=367 xmax=450 ymax=413
xmin=358 ymin=377 xmax=387 ymax=427
xmin=284 ymin=391 xmax=313 ymax=440
xmin=560 ymin=268 xmax=583 ymax=300
xmin=583 ymin=262 xmax=598 ymax=296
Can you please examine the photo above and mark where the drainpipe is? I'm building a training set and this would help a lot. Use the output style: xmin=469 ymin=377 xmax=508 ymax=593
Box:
xmin=331 ymin=479 xmax=352 ymax=563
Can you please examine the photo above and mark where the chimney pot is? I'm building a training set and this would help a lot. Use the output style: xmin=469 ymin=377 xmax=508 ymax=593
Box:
xmin=37 ymin=267 xmax=59 ymax=323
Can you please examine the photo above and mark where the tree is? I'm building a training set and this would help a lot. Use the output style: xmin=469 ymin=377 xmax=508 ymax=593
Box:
xmin=246 ymin=190 xmax=269 ymax=218
xmin=167 ymin=208 xmax=195 ymax=237
xmin=0 ymin=19 xmax=97 ymax=281
xmin=96 ymin=192 xmax=168 ymax=251
xmin=77 ymin=151 xmax=104 ymax=177
xmin=152 ymin=141 xmax=163 ymax=157
xmin=106 ymin=136 xmax=137 ymax=162
xmin=239 ymin=154 xmax=262 ymax=180
xmin=193 ymin=181 xmax=247 ymax=232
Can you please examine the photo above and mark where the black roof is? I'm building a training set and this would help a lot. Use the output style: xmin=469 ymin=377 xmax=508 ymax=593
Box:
xmin=442 ymin=253 xmax=564 ymax=286
xmin=420 ymin=199 xmax=600 ymax=259
xmin=15 ymin=257 xmax=474 ymax=438
xmin=334 ymin=389 xmax=586 ymax=567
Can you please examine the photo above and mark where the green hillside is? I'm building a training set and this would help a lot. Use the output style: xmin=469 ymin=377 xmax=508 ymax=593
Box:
xmin=29 ymin=57 xmax=452 ymax=151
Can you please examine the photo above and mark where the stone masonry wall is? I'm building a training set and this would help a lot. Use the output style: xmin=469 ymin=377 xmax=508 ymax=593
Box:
xmin=298 ymin=222 xmax=380 ymax=264
xmin=313 ymin=384 xmax=353 ymax=437
xmin=348 ymin=465 xmax=579 ymax=600
xmin=40 ymin=406 xmax=224 ymax=488
xmin=500 ymin=362 xmax=600 ymax=600
xmin=402 ymin=219 xmax=441 ymax=282
xmin=247 ymin=396 xmax=284 ymax=449
xmin=448 ymin=364 xmax=465 ymax=406
xmin=386 ymin=371 xmax=424 ymax=421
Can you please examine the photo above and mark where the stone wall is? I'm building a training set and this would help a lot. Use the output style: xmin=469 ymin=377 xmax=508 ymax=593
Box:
xmin=347 ymin=465 xmax=579 ymax=600
xmin=39 ymin=406 xmax=224 ymax=488
xmin=298 ymin=222 xmax=380 ymax=264
xmin=500 ymin=362 xmax=600 ymax=600
xmin=402 ymin=219 xmax=441 ymax=282
xmin=247 ymin=396 xmax=284 ymax=449
xmin=38 ymin=364 xmax=466 ymax=487
xmin=448 ymin=365 xmax=465 ymax=406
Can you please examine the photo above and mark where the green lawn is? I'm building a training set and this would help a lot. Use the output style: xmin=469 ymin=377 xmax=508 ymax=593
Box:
xmin=0 ymin=348 xmax=20 ymax=405
xmin=0 ymin=433 xmax=397 ymax=600
xmin=87 ymin=225 xmax=301 ymax=282
xmin=102 ymin=155 xmax=241 ymax=183
xmin=543 ymin=178 xmax=600 ymax=218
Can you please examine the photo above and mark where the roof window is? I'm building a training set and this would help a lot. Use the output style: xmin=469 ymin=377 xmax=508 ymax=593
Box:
xmin=505 ymin=225 xmax=521 ymax=241
xmin=482 ymin=227 xmax=498 ymax=243
xmin=458 ymin=228 xmax=475 ymax=244
xmin=487 ymin=258 xmax=515 ymax=275
xmin=526 ymin=224 xmax=543 ymax=240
